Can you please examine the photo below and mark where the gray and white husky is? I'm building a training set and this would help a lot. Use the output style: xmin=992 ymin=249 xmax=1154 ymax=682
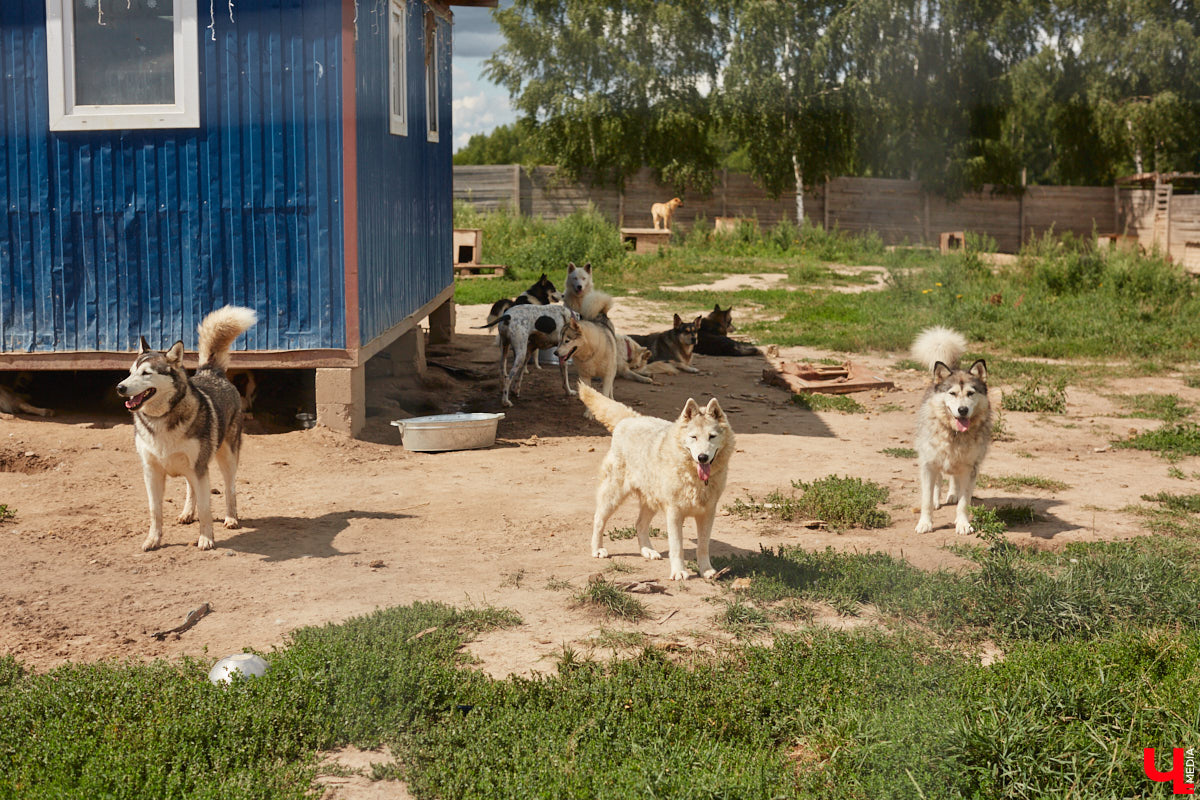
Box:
xmin=117 ymin=306 xmax=257 ymax=551
xmin=912 ymin=326 xmax=992 ymax=535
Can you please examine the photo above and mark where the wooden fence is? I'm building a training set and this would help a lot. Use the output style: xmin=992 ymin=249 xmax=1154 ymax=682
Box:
xmin=454 ymin=165 xmax=1126 ymax=254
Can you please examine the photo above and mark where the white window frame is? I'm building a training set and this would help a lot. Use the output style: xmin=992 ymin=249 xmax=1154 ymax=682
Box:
xmin=388 ymin=0 xmax=408 ymax=136
xmin=45 ymin=0 xmax=201 ymax=131
xmin=425 ymin=22 xmax=439 ymax=142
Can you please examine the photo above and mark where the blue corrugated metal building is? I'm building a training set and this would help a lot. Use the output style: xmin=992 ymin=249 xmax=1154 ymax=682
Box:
xmin=0 ymin=0 xmax=490 ymax=434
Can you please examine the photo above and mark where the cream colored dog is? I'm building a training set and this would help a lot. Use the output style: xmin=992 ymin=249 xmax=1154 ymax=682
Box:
xmin=580 ymin=382 xmax=734 ymax=580
xmin=651 ymin=197 xmax=682 ymax=230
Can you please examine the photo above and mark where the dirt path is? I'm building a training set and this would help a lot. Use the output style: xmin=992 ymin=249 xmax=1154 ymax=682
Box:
xmin=1 ymin=296 xmax=1191 ymax=686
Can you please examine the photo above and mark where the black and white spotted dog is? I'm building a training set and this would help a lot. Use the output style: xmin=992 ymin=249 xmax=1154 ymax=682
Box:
xmin=476 ymin=303 xmax=577 ymax=408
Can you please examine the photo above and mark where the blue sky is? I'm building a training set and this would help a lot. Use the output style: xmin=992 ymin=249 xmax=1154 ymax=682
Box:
xmin=451 ymin=2 xmax=517 ymax=151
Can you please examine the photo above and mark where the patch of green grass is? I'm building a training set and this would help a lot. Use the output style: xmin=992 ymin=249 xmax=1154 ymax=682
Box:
xmin=0 ymin=504 xmax=13 ymax=523
xmin=976 ymin=474 xmax=1069 ymax=492
xmin=717 ymin=517 xmax=1200 ymax=644
xmin=1114 ymin=422 xmax=1200 ymax=460
xmin=1001 ymin=377 xmax=1068 ymax=414
xmin=1140 ymin=491 xmax=1200 ymax=514
xmin=1167 ymin=466 xmax=1187 ymax=479
xmin=607 ymin=526 xmax=661 ymax=541
xmin=718 ymin=599 xmax=773 ymax=637
xmin=791 ymin=392 xmax=866 ymax=414
xmin=1184 ymin=374 xmax=1200 ymax=389
xmin=572 ymin=576 xmax=649 ymax=622
xmin=590 ymin=629 xmax=649 ymax=651
xmin=990 ymin=504 xmax=1038 ymax=526
xmin=881 ymin=447 xmax=917 ymax=459
xmin=730 ymin=475 xmax=891 ymax=530
xmin=1108 ymin=392 xmax=1194 ymax=422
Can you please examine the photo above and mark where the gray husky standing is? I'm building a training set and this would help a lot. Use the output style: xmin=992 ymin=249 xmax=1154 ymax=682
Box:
xmin=117 ymin=306 xmax=257 ymax=551
xmin=912 ymin=326 xmax=992 ymax=535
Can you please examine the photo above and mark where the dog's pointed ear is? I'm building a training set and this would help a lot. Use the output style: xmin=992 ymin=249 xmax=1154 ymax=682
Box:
xmin=968 ymin=359 xmax=988 ymax=381
xmin=933 ymin=361 xmax=953 ymax=382
xmin=567 ymin=262 xmax=576 ymax=273
xmin=713 ymin=303 xmax=722 ymax=312
xmin=584 ymin=263 xmax=592 ymax=274
xmin=538 ymin=272 xmax=547 ymax=281
xmin=680 ymin=398 xmax=701 ymax=421
xmin=693 ymin=315 xmax=703 ymax=327
xmin=704 ymin=398 xmax=727 ymax=422
xmin=138 ymin=336 xmax=151 ymax=354
xmin=673 ymin=313 xmax=683 ymax=326
xmin=165 ymin=341 xmax=185 ymax=363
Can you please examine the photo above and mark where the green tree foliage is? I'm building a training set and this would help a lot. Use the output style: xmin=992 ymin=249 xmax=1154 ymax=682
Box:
xmin=719 ymin=0 xmax=862 ymax=212
xmin=485 ymin=0 xmax=1199 ymax=198
xmin=485 ymin=0 xmax=730 ymax=192
xmin=453 ymin=123 xmax=534 ymax=165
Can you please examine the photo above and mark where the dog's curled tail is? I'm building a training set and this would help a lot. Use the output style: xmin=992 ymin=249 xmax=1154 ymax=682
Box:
xmin=579 ymin=290 xmax=614 ymax=321
xmin=578 ymin=382 xmax=638 ymax=431
xmin=198 ymin=305 xmax=257 ymax=371
xmin=911 ymin=326 xmax=967 ymax=372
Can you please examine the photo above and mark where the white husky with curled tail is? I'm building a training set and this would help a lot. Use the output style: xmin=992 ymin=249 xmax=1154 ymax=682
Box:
xmin=912 ymin=326 xmax=992 ymax=535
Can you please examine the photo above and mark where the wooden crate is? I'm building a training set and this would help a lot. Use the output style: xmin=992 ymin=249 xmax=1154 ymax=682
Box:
xmin=939 ymin=231 xmax=965 ymax=254
xmin=453 ymin=227 xmax=507 ymax=279
xmin=621 ymin=227 xmax=671 ymax=254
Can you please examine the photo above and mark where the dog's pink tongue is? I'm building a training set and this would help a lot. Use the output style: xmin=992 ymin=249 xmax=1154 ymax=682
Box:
xmin=697 ymin=462 xmax=712 ymax=482
xmin=954 ymin=417 xmax=970 ymax=432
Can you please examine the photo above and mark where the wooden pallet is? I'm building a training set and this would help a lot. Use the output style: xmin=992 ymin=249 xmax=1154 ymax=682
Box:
xmin=454 ymin=264 xmax=508 ymax=279
xmin=763 ymin=361 xmax=895 ymax=395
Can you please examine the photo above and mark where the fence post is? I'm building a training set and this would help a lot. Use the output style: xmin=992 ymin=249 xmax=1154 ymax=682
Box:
xmin=922 ymin=191 xmax=930 ymax=245
xmin=823 ymin=176 xmax=831 ymax=231
xmin=511 ymin=164 xmax=520 ymax=214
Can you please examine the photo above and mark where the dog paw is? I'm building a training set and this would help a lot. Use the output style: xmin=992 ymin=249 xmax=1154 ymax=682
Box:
xmin=593 ymin=548 xmax=609 ymax=559
xmin=669 ymin=568 xmax=690 ymax=581
xmin=915 ymin=518 xmax=934 ymax=534
xmin=197 ymin=535 xmax=215 ymax=551
xmin=640 ymin=547 xmax=662 ymax=560
xmin=955 ymin=519 xmax=974 ymax=536
xmin=942 ymin=494 xmax=957 ymax=506
xmin=223 ymin=518 xmax=240 ymax=530
xmin=176 ymin=511 xmax=196 ymax=525
xmin=141 ymin=534 xmax=162 ymax=552
xmin=568 ymin=389 xmax=579 ymax=397
xmin=700 ymin=567 xmax=717 ymax=579
xmin=501 ymin=398 xmax=513 ymax=408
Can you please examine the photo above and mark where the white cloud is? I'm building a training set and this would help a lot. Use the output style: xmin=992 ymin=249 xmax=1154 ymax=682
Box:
xmin=450 ymin=2 xmax=515 ymax=151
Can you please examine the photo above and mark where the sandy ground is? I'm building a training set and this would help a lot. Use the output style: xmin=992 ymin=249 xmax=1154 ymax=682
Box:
xmin=2 ymin=289 xmax=1195 ymax=796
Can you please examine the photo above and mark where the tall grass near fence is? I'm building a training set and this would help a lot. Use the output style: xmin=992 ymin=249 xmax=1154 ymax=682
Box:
xmin=454 ymin=207 xmax=1200 ymax=363
xmin=453 ymin=203 xmax=630 ymax=306
xmin=652 ymin=230 xmax=1200 ymax=360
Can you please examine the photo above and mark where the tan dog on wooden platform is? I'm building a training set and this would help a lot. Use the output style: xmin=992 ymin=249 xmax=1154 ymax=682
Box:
xmin=651 ymin=197 xmax=682 ymax=230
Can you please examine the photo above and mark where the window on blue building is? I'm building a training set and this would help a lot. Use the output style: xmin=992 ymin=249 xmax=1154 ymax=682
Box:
xmin=45 ymin=0 xmax=200 ymax=131
xmin=388 ymin=0 xmax=408 ymax=136
xmin=424 ymin=12 xmax=438 ymax=142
